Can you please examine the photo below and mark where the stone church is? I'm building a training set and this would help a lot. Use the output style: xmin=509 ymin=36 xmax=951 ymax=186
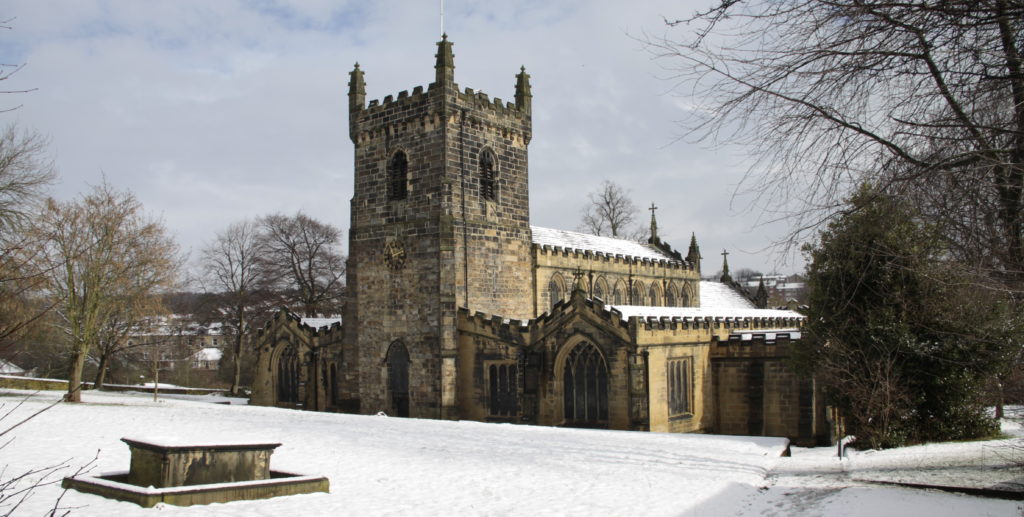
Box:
xmin=250 ymin=37 xmax=827 ymax=444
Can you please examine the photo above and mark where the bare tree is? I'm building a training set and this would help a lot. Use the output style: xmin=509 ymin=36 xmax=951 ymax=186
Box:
xmin=645 ymin=0 xmax=1024 ymax=290
xmin=89 ymin=296 xmax=165 ymax=390
xmin=29 ymin=182 xmax=180 ymax=402
xmin=259 ymin=213 xmax=345 ymax=317
xmin=201 ymin=220 xmax=267 ymax=395
xmin=579 ymin=181 xmax=641 ymax=238
xmin=0 ymin=124 xmax=55 ymax=351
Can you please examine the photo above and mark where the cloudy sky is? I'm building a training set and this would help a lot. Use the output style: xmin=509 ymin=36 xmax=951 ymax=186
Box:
xmin=2 ymin=0 xmax=801 ymax=277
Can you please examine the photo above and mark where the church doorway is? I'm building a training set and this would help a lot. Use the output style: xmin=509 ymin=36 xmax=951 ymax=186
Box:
xmin=562 ymin=341 xmax=609 ymax=428
xmin=386 ymin=342 xmax=410 ymax=417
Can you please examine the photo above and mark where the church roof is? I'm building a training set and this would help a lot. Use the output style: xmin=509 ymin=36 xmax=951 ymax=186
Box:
xmin=530 ymin=226 xmax=679 ymax=262
xmin=699 ymin=281 xmax=755 ymax=310
xmin=301 ymin=316 xmax=342 ymax=329
xmin=607 ymin=281 xmax=803 ymax=321
xmin=608 ymin=304 xmax=803 ymax=321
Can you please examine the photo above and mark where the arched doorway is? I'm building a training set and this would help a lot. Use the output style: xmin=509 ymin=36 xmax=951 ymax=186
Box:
xmin=386 ymin=342 xmax=410 ymax=417
xmin=277 ymin=344 xmax=299 ymax=405
xmin=562 ymin=342 xmax=609 ymax=427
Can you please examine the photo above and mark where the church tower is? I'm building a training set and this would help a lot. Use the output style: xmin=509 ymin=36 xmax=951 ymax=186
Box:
xmin=344 ymin=37 xmax=534 ymax=419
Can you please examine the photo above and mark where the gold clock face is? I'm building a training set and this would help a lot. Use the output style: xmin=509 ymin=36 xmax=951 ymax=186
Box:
xmin=383 ymin=241 xmax=406 ymax=270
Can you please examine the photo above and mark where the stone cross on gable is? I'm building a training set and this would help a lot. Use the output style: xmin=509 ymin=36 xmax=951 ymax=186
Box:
xmin=572 ymin=266 xmax=585 ymax=292
xmin=648 ymin=203 xmax=659 ymax=241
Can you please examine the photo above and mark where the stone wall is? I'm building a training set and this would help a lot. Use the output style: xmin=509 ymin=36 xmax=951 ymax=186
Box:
xmin=709 ymin=332 xmax=827 ymax=445
xmin=533 ymin=245 xmax=700 ymax=316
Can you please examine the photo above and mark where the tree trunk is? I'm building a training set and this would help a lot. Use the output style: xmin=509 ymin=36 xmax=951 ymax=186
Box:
xmin=152 ymin=349 xmax=159 ymax=402
xmin=93 ymin=351 xmax=109 ymax=390
xmin=230 ymin=333 xmax=243 ymax=396
xmin=66 ymin=345 xmax=87 ymax=402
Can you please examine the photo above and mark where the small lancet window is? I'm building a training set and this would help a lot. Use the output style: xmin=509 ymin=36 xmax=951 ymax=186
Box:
xmin=388 ymin=151 xmax=409 ymax=201
xmin=480 ymin=150 xmax=496 ymax=201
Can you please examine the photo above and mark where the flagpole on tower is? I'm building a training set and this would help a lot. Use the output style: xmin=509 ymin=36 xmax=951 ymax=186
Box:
xmin=440 ymin=0 xmax=445 ymax=36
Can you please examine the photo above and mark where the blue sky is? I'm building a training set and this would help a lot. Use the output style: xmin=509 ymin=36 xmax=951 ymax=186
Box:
xmin=2 ymin=0 xmax=802 ymax=277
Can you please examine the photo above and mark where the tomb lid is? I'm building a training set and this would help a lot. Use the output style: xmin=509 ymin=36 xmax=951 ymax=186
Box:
xmin=122 ymin=436 xmax=282 ymax=452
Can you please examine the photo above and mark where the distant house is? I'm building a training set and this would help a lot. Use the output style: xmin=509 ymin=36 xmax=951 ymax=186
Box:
xmin=0 ymin=360 xmax=26 ymax=377
xmin=192 ymin=348 xmax=223 ymax=370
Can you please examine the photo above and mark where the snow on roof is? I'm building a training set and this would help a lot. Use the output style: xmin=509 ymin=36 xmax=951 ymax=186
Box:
xmin=0 ymin=360 xmax=24 ymax=375
xmin=531 ymin=226 xmax=679 ymax=262
xmin=700 ymin=281 xmax=756 ymax=310
xmin=193 ymin=348 xmax=222 ymax=362
xmin=607 ymin=281 xmax=803 ymax=320
xmin=301 ymin=316 xmax=342 ymax=329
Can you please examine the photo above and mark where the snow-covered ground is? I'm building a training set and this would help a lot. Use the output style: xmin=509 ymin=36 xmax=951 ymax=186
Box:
xmin=1 ymin=389 xmax=1021 ymax=516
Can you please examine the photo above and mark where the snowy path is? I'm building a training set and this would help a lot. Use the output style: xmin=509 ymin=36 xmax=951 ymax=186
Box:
xmin=1 ymin=389 xmax=1022 ymax=516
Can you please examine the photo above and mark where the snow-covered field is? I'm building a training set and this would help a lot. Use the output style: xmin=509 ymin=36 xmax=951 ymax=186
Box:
xmin=2 ymin=389 xmax=1021 ymax=516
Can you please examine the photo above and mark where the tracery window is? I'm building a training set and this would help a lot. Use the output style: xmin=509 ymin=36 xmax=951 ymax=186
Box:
xmin=668 ymin=358 xmax=692 ymax=417
xmin=549 ymin=276 xmax=564 ymax=310
xmin=649 ymin=284 xmax=661 ymax=307
xmin=632 ymin=281 xmax=645 ymax=305
xmin=277 ymin=344 xmax=299 ymax=404
xmin=388 ymin=151 xmax=409 ymax=201
xmin=593 ymin=281 xmax=605 ymax=302
xmin=666 ymin=285 xmax=677 ymax=307
xmin=562 ymin=342 xmax=609 ymax=426
xmin=488 ymin=363 xmax=518 ymax=417
xmin=480 ymin=150 xmax=496 ymax=200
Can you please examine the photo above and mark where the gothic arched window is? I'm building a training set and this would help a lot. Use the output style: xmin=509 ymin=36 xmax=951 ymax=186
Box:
xmin=632 ymin=281 xmax=645 ymax=305
xmin=480 ymin=150 xmax=496 ymax=201
xmin=612 ymin=281 xmax=625 ymax=305
xmin=563 ymin=342 xmax=609 ymax=427
xmin=666 ymin=285 xmax=677 ymax=307
xmin=593 ymin=277 xmax=608 ymax=302
xmin=388 ymin=151 xmax=408 ymax=201
xmin=649 ymin=284 xmax=661 ymax=307
xmin=549 ymin=275 xmax=564 ymax=310
xmin=277 ymin=344 xmax=299 ymax=405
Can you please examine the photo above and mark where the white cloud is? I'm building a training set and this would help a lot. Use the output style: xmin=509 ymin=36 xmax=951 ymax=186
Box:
xmin=2 ymin=0 xmax=804 ymax=275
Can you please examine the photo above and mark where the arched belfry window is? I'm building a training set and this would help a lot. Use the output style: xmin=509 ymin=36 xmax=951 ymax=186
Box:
xmin=386 ymin=341 xmax=410 ymax=417
xmin=563 ymin=342 xmax=609 ymax=427
xmin=277 ymin=343 xmax=299 ymax=405
xmin=479 ymin=150 xmax=496 ymax=200
xmin=388 ymin=151 xmax=408 ymax=201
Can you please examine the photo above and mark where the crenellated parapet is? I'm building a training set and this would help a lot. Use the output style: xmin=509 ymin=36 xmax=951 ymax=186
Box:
xmin=534 ymin=243 xmax=694 ymax=272
xmin=632 ymin=314 xmax=805 ymax=332
xmin=348 ymin=36 xmax=531 ymax=146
